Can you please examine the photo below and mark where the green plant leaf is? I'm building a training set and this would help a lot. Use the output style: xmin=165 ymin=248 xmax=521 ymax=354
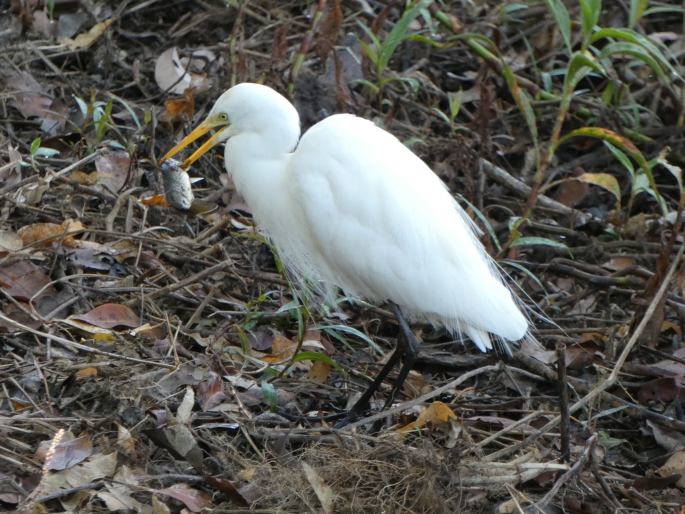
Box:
xmin=456 ymin=193 xmax=503 ymax=253
xmin=566 ymin=51 xmax=604 ymax=91
xmin=510 ymin=236 xmax=571 ymax=253
xmin=376 ymin=0 xmax=431 ymax=75
xmin=543 ymin=0 xmax=572 ymax=54
xmin=290 ymin=351 xmax=342 ymax=371
xmin=579 ymin=0 xmax=602 ymax=43
xmin=561 ymin=127 xmax=667 ymax=216
xmin=95 ymin=97 xmax=114 ymax=143
xmin=591 ymin=27 xmax=677 ymax=77
xmin=500 ymin=259 xmax=547 ymax=292
xmin=629 ymin=0 xmax=649 ymax=27
xmin=599 ymin=41 xmax=668 ymax=83
xmin=604 ymin=141 xmax=635 ymax=177
xmin=73 ymin=95 xmax=88 ymax=119
xmin=29 ymin=137 xmax=41 ymax=156
xmin=33 ymin=147 xmax=60 ymax=158
xmin=318 ymin=324 xmax=383 ymax=355
xmin=260 ymin=381 xmax=278 ymax=411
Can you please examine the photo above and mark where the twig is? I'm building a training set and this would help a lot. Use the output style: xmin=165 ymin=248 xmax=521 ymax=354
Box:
xmin=591 ymin=445 xmax=622 ymax=510
xmin=340 ymin=364 xmax=499 ymax=431
xmin=557 ymin=342 xmax=570 ymax=463
xmin=534 ymin=433 xmax=597 ymax=511
xmin=486 ymin=243 xmax=685 ymax=461
xmin=0 ymin=151 xmax=100 ymax=196
xmin=0 ymin=312 xmax=174 ymax=369
xmin=137 ymin=259 xmax=234 ymax=303
xmin=479 ymin=158 xmax=593 ymax=223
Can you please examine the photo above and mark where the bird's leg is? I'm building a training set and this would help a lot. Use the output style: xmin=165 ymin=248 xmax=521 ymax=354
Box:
xmin=347 ymin=338 xmax=404 ymax=415
xmin=346 ymin=303 xmax=419 ymax=416
xmin=382 ymin=303 xmax=419 ymax=410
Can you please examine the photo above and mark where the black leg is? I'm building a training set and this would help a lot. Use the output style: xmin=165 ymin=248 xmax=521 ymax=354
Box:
xmin=383 ymin=303 xmax=419 ymax=410
xmin=347 ymin=337 xmax=404 ymax=415
xmin=346 ymin=303 xmax=419 ymax=416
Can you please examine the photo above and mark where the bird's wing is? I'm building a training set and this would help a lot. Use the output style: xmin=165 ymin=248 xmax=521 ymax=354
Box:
xmin=287 ymin=114 xmax=527 ymax=342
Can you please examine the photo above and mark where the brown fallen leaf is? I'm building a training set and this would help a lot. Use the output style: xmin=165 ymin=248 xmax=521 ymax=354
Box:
xmin=157 ymin=483 xmax=211 ymax=512
xmin=197 ymin=374 xmax=228 ymax=411
xmin=140 ymin=193 xmax=170 ymax=207
xmin=0 ymin=260 xmax=53 ymax=303
xmin=307 ymin=360 xmax=332 ymax=383
xmin=70 ymin=303 xmax=141 ymax=329
xmin=18 ymin=219 xmax=84 ymax=248
xmin=162 ymin=87 xmax=195 ymax=123
xmin=36 ymin=433 xmax=93 ymax=471
xmin=302 ymin=462 xmax=335 ymax=514
xmin=40 ymin=452 xmax=117 ymax=497
xmin=262 ymin=334 xmax=299 ymax=363
xmin=0 ymin=231 xmax=22 ymax=254
xmin=94 ymin=150 xmax=131 ymax=193
xmin=75 ymin=367 xmax=98 ymax=379
xmin=657 ymin=450 xmax=685 ymax=488
xmin=396 ymin=401 xmax=457 ymax=433
xmin=638 ymin=376 xmax=685 ymax=404
xmin=7 ymin=72 xmax=66 ymax=134
xmin=98 ymin=465 xmax=147 ymax=513
xmin=61 ymin=18 xmax=114 ymax=51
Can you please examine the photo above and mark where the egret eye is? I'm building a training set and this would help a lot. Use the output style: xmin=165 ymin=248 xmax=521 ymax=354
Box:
xmin=218 ymin=112 xmax=228 ymax=123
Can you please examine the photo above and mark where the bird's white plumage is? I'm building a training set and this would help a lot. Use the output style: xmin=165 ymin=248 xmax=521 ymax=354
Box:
xmin=202 ymin=83 xmax=528 ymax=351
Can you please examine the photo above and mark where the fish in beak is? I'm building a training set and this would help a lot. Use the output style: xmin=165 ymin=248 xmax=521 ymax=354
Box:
xmin=161 ymin=114 xmax=228 ymax=169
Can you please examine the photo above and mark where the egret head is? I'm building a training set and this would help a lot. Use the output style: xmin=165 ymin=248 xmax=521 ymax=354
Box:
xmin=161 ymin=83 xmax=300 ymax=168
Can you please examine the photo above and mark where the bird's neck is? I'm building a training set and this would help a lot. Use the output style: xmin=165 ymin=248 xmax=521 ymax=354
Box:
xmin=224 ymin=131 xmax=296 ymax=232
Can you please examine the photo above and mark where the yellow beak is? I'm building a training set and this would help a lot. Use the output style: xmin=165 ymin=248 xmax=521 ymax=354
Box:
xmin=161 ymin=119 xmax=227 ymax=169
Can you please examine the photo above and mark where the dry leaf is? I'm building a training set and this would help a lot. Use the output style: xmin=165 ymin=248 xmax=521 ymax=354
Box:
xmin=397 ymin=401 xmax=457 ymax=433
xmin=61 ymin=18 xmax=114 ymax=50
xmin=18 ymin=219 xmax=83 ymax=248
xmin=36 ymin=434 xmax=94 ymax=471
xmin=154 ymin=47 xmax=212 ymax=95
xmin=657 ymin=450 xmax=685 ymax=488
xmin=40 ymin=452 xmax=117 ymax=496
xmin=177 ymin=385 xmax=195 ymax=424
xmin=0 ymin=260 xmax=53 ymax=303
xmin=94 ymin=150 xmax=131 ymax=193
xmin=140 ymin=193 xmax=170 ymax=207
xmin=262 ymin=334 xmax=299 ymax=363
xmin=302 ymin=462 xmax=334 ymax=514
xmin=98 ymin=465 xmax=146 ymax=513
xmin=162 ymin=87 xmax=195 ymax=123
xmin=70 ymin=303 xmax=141 ymax=329
xmin=576 ymin=172 xmax=621 ymax=207
xmin=75 ymin=367 xmax=98 ymax=379
xmin=157 ymin=483 xmax=211 ymax=512
xmin=6 ymin=72 xmax=65 ymax=134
xmin=307 ymin=360 xmax=332 ymax=383
xmin=197 ymin=374 xmax=228 ymax=411
xmin=0 ymin=231 xmax=22 ymax=254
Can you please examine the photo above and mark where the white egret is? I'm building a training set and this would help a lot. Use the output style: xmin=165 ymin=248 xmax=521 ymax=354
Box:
xmin=162 ymin=83 xmax=529 ymax=412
